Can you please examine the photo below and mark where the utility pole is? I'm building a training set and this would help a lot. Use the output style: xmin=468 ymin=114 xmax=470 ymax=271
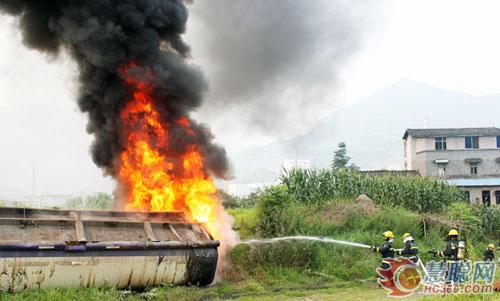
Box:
xmin=293 ymin=145 xmax=298 ymax=168
xmin=32 ymin=163 xmax=36 ymax=197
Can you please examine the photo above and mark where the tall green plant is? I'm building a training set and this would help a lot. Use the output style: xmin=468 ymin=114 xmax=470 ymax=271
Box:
xmin=280 ymin=168 xmax=466 ymax=212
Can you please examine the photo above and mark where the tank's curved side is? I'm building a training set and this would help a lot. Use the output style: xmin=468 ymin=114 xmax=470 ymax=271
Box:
xmin=0 ymin=246 xmax=219 ymax=292
xmin=0 ymin=207 xmax=220 ymax=292
xmin=186 ymin=248 xmax=218 ymax=286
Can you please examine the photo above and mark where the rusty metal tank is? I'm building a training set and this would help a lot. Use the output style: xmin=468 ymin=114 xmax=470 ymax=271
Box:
xmin=0 ymin=207 xmax=219 ymax=292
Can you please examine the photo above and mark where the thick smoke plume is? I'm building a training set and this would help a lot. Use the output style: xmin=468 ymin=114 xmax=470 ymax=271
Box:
xmin=0 ymin=0 xmax=229 ymax=179
xmin=188 ymin=0 xmax=374 ymax=136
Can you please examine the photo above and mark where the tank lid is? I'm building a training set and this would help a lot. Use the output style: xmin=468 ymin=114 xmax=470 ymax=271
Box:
xmin=0 ymin=207 xmax=218 ymax=250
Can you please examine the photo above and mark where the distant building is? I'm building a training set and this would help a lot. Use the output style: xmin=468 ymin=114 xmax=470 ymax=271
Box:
xmin=1 ymin=194 xmax=74 ymax=208
xmin=217 ymin=158 xmax=312 ymax=198
xmin=219 ymin=181 xmax=277 ymax=197
xmin=282 ymin=159 xmax=312 ymax=170
xmin=360 ymin=170 xmax=418 ymax=177
xmin=403 ymin=127 xmax=500 ymax=206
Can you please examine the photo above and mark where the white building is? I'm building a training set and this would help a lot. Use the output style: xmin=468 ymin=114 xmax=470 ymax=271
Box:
xmin=403 ymin=127 xmax=500 ymax=206
xmin=221 ymin=182 xmax=277 ymax=197
xmin=282 ymin=159 xmax=312 ymax=170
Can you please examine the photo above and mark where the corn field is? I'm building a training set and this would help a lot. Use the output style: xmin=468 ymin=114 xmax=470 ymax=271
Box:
xmin=280 ymin=169 xmax=467 ymax=212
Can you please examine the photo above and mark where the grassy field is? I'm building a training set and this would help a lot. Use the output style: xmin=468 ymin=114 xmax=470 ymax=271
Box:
xmin=0 ymin=173 xmax=498 ymax=300
xmin=1 ymin=279 xmax=497 ymax=301
xmin=1 ymin=201 xmax=497 ymax=300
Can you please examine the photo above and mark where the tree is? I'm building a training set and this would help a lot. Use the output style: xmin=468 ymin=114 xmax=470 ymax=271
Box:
xmin=65 ymin=197 xmax=84 ymax=209
xmin=332 ymin=142 xmax=359 ymax=170
xmin=64 ymin=193 xmax=113 ymax=210
xmin=85 ymin=193 xmax=113 ymax=210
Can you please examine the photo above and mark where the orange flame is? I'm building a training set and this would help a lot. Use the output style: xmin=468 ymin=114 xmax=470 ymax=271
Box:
xmin=116 ymin=64 xmax=219 ymax=237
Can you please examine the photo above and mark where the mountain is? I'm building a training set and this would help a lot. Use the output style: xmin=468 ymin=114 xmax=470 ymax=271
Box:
xmin=229 ymin=79 xmax=500 ymax=183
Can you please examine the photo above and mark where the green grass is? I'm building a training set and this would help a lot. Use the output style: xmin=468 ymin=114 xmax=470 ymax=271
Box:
xmin=222 ymin=193 xmax=499 ymax=299
xmin=2 ymin=280 xmax=497 ymax=301
xmin=0 ymin=192 xmax=498 ymax=300
xmin=228 ymin=195 xmax=495 ymax=284
xmin=227 ymin=208 xmax=258 ymax=240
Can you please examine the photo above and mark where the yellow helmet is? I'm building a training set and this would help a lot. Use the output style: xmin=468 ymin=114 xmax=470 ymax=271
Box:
xmin=488 ymin=244 xmax=495 ymax=249
xmin=403 ymin=233 xmax=411 ymax=239
xmin=448 ymin=229 xmax=459 ymax=236
xmin=383 ymin=231 xmax=394 ymax=238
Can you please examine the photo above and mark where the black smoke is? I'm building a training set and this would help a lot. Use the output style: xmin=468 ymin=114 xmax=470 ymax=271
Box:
xmin=0 ymin=0 xmax=229 ymax=179
xmin=188 ymin=0 xmax=375 ymax=137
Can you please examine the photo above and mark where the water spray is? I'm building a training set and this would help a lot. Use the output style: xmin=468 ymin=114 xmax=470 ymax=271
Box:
xmin=238 ymin=236 xmax=430 ymax=278
xmin=238 ymin=236 xmax=372 ymax=249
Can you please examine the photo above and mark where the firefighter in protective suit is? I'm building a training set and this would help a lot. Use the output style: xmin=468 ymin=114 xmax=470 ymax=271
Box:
xmin=371 ymin=231 xmax=395 ymax=269
xmin=429 ymin=229 xmax=464 ymax=261
xmin=483 ymin=244 xmax=495 ymax=261
xmin=396 ymin=233 xmax=419 ymax=264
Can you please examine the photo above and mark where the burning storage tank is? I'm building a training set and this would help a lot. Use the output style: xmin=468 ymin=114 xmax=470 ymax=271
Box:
xmin=0 ymin=2 xmax=236 ymax=292
xmin=0 ymin=207 xmax=218 ymax=292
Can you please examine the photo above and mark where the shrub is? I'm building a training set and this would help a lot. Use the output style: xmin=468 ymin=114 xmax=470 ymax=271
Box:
xmin=255 ymin=186 xmax=311 ymax=237
xmin=445 ymin=202 xmax=481 ymax=228
xmin=472 ymin=205 xmax=499 ymax=237
xmin=64 ymin=193 xmax=113 ymax=210
xmin=228 ymin=240 xmax=378 ymax=281
xmin=445 ymin=202 xmax=499 ymax=238
xmin=219 ymin=190 xmax=259 ymax=209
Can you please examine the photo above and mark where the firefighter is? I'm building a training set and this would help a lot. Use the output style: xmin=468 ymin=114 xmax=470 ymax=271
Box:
xmin=396 ymin=232 xmax=419 ymax=264
xmin=429 ymin=229 xmax=464 ymax=261
xmin=371 ymin=231 xmax=395 ymax=269
xmin=483 ymin=244 xmax=495 ymax=261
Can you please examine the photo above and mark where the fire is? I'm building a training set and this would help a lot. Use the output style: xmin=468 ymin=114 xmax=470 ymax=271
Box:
xmin=116 ymin=64 xmax=219 ymax=237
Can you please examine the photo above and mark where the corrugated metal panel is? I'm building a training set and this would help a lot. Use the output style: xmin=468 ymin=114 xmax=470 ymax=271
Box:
xmin=447 ymin=178 xmax=500 ymax=187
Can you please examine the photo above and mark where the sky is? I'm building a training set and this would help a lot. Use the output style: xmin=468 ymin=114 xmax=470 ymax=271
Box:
xmin=0 ymin=0 xmax=500 ymax=197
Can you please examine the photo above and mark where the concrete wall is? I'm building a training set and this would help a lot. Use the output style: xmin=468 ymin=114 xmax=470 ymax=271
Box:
xmin=404 ymin=136 xmax=415 ymax=170
xmin=411 ymin=136 xmax=499 ymax=152
xmin=404 ymin=135 xmax=500 ymax=178
xmin=443 ymin=136 xmax=497 ymax=150
xmin=414 ymin=149 xmax=500 ymax=178
xmin=459 ymin=186 xmax=500 ymax=206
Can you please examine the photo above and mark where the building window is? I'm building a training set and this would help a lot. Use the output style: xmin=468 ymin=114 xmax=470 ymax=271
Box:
xmin=495 ymin=191 xmax=500 ymax=205
xmin=470 ymin=166 xmax=478 ymax=175
xmin=482 ymin=190 xmax=491 ymax=206
xmin=435 ymin=137 xmax=447 ymax=150
xmin=465 ymin=136 xmax=479 ymax=149
xmin=497 ymin=136 xmax=500 ymax=148
xmin=464 ymin=191 xmax=470 ymax=202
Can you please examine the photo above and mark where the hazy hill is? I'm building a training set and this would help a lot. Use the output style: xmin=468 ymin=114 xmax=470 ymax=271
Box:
xmin=230 ymin=79 xmax=500 ymax=183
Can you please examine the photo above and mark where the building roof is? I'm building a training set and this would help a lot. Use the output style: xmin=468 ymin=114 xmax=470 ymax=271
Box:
xmin=446 ymin=178 xmax=500 ymax=187
xmin=361 ymin=170 xmax=418 ymax=177
xmin=403 ymin=127 xmax=500 ymax=140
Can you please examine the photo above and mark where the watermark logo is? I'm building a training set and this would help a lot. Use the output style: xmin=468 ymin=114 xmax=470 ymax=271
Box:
xmin=376 ymin=258 xmax=497 ymax=298
xmin=421 ymin=260 xmax=496 ymax=295
xmin=377 ymin=257 xmax=422 ymax=298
